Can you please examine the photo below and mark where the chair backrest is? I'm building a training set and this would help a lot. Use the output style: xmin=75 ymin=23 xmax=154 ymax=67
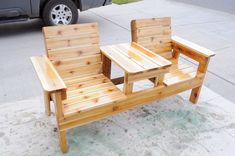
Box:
xmin=131 ymin=17 xmax=172 ymax=59
xmin=43 ymin=23 xmax=102 ymax=79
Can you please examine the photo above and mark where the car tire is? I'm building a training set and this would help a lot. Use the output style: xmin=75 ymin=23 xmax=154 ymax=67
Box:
xmin=42 ymin=0 xmax=78 ymax=26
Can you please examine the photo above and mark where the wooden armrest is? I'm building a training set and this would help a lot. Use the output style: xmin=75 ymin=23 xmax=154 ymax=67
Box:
xmin=31 ymin=55 xmax=66 ymax=92
xmin=172 ymin=36 xmax=215 ymax=59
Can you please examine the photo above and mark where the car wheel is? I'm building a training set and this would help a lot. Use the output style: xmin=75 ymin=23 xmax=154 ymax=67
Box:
xmin=42 ymin=0 xmax=78 ymax=26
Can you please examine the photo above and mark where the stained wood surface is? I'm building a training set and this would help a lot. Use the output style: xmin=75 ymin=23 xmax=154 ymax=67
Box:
xmin=101 ymin=42 xmax=172 ymax=74
xmin=31 ymin=55 xmax=66 ymax=92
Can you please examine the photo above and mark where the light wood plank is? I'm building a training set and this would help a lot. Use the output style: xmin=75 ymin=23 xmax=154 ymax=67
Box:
xmin=102 ymin=54 xmax=111 ymax=78
xmin=64 ymin=91 xmax=126 ymax=115
xmin=115 ymin=44 xmax=160 ymax=69
xmin=136 ymin=26 xmax=171 ymax=38
xmin=136 ymin=35 xmax=171 ymax=44
xmin=165 ymin=67 xmax=196 ymax=79
xmin=131 ymin=42 xmax=172 ymax=67
xmin=43 ymin=23 xmax=98 ymax=38
xmin=132 ymin=17 xmax=171 ymax=28
xmin=131 ymin=17 xmax=172 ymax=55
xmin=31 ymin=55 xmax=66 ymax=92
xmin=164 ymin=72 xmax=197 ymax=86
xmin=57 ymin=63 xmax=102 ymax=79
xmin=64 ymin=87 xmax=121 ymax=106
xmin=67 ymin=82 xmax=115 ymax=98
xmin=46 ymin=35 xmax=99 ymax=50
xmin=172 ymin=36 xmax=215 ymax=58
xmin=53 ymin=54 xmax=101 ymax=71
xmin=101 ymin=46 xmax=143 ymax=73
xmin=58 ymin=130 xmax=68 ymax=153
xmin=66 ymin=75 xmax=110 ymax=91
xmin=64 ymin=74 xmax=105 ymax=86
xmin=48 ymin=44 xmax=100 ymax=60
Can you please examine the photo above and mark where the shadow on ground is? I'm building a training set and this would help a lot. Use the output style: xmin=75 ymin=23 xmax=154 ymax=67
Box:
xmin=0 ymin=19 xmax=44 ymax=37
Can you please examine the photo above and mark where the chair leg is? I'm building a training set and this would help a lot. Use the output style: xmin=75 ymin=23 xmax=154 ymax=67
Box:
xmin=190 ymin=86 xmax=202 ymax=104
xmin=44 ymin=91 xmax=51 ymax=116
xmin=59 ymin=130 xmax=68 ymax=153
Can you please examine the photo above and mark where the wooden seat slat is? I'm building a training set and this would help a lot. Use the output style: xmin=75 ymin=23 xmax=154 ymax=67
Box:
xmin=64 ymin=87 xmax=121 ymax=106
xmin=67 ymin=82 xmax=115 ymax=98
xmin=62 ymin=73 xmax=125 ymax=116
xmin=164 ymin=72 xmax=197 ymax=86
xmin=64 ymin=91 xmax=125 ymax=116
xmin=66 ymin=75 xmax=110 ymax=91
xmin=169 ymin=62 xmax=191 ymax=72
xmin=64 ymin=74 xmax=105 ymax=86
xmin=165 ymin=67 xmax=196 ymax=79
xmin=162 ymin=58 xmax=197 ymax=85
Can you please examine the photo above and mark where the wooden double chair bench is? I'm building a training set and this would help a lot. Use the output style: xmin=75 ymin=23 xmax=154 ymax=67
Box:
xmin=31 ymin=17 xmax=215 ymax=153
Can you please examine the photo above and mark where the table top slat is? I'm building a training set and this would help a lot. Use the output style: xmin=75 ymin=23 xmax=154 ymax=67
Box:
xmin=121 ymin=43 xmax=163 ymax=67
xmin=115 ymin=44 xmax=159 ymax=70
xmin=101 ymin=43 xmax=172 ymax=74
xmin=131 ymin=42 xmax=172 ymax=67
xmin=101 ymin=46 xmax=143 ymax=73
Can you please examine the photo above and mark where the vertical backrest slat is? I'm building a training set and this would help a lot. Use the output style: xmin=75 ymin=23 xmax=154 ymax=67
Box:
xmin=43 ymin=23 xmax=102 ymax=79
xmin=131 ymin=17 xmax=172 ymax=59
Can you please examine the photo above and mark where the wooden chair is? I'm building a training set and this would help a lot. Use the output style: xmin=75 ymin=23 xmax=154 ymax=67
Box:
xmin=31 ymin=23 xmax=126 ymax=153
xmin=31 ymin=19 xmax=215 ymax=153
xmin=131 ymin=17 xmax=215 ymax=104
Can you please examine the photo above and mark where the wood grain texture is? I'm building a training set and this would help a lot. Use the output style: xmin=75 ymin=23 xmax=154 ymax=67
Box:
xmin=31 ymin=20 xmax=216 ymax=153
xmin=62 ymin=74 xmax=126 ymax=117
xmin=101 ymin=42 xmax=172 ymax=93
xmin=58 ymin=75 xmax=204 ymax=130
xmin=101 ymin=43 xmax=171 ymax=74
xmin=102 ymin=54 xmax=111 ymax=78
xmin=44 ymin=90 xmax=51 ymax=116
xmin=31 ymin=55 xmax=66 ymax=92
xmin=58 ymin=130 xmax=68 ymax=153
xmin=131 ymin=17 xmax=172 ymax=55
xmin=43 ymin=23 xmax=102 ymax=79
xmin=172 ymin=36 xmax=215 ymax=58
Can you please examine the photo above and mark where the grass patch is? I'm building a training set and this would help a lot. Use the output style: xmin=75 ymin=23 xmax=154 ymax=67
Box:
xmin=112 ymin=0 xmax=140 ymax=5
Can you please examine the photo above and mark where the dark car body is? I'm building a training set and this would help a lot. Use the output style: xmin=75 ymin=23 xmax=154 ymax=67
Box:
xmin=0 ymin=0 xmax=111 ymax=23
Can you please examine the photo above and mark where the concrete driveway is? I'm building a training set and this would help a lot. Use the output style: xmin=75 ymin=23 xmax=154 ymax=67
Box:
xmin=174 ymin=0 xmax=235 ymax=14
